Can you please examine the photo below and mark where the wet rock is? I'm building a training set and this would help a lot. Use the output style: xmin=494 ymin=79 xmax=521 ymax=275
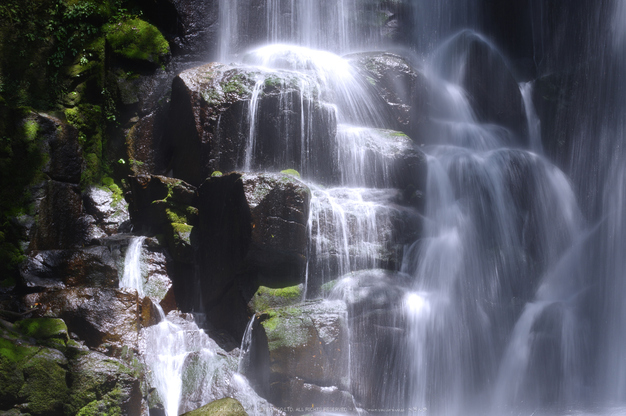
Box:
xmin=270 ymin=379 xmax=355 ymax=413
xmin=242 ymin=173 xmax=310 ymax=288
xmin=196 ymin=173 xmax=252 ymax=337
xmin=31 ymin=180 xmax=91 ymax=250
xmin=127 ymin=174 xmax=198 ymax=263
xmin=142 ymin=244 xmax=177 ymax=313
xmin=65 ymin=350 xmax=142 ymax=416
xmin=308 ymin=188 xmax=422 ymax=292
xmin=181 ymin=397 xmax=248 ymax=416
xmin=334 ymin=126 xmax=427 ymax=193
xmin=346 ymin=52 xmax=431 ymax=143
xmin=19 ymin=247 xmax=120 ymax=292
xmin=23 ymin=288 xmax=140 ymax=355
xmin=125 ymin=112 xmax=167 ymax=176
xmin=34 ymin=113 xmax=83 ymax=184
xmin=437 ymin=31 xmax=527 ymax=143
xmin=329 ymin=269 xmax=412 ymax=408
xmin=167 ymin=63 xmax=337 ymax=185
xmin=257 ymin=299 xmax=350 ymax=407
xmin=84 ymin=186 xmax=130 ymax=235
xmin=0 ymin=336 xmax=69 ymax=415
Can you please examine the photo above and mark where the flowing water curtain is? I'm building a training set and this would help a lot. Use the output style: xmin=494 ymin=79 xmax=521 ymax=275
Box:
xmin=218 ymin=0 xmax=386 ymax=60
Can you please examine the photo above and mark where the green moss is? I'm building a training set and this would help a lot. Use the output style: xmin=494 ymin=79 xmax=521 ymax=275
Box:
xmin=23 ymin=119 xmax=39 ymax=142
xmin=101 ymin=176 xmax=124 ymax=206
xmin=104 ymin=18 xmax=169 ymax=65
xmin=181 ymin=397 xmax=248 ymax=416
xmin=76 ymin=387 xmax=122 ymax=416
xmin=15 ymin=318 xmax=69 ymax=344
xmin=261 ymin=307 xmax=310 ymax=350
xmin=252 ymin=285 xmax=303 ymax=313
xmin=280 ymin=168 xmax=300 ymax=178
xmin=211 ymin=171 xmax=223 ymax=177
xmin=171 ymin=223 xmax=193 ymax=238
xmin=19 ymin=348 xmax=69 ymax=414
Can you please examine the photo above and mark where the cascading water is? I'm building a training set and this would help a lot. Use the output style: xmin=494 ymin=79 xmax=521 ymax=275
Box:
xmin=120 ymin=238 xmax=276 ymax=415
xmin=148 ymin=0 xmax=625 ymax=414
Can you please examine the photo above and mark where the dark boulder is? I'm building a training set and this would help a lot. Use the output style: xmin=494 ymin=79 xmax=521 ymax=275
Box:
xmin=242 ymin=173 xmax=310 ymax=288
xmin=167 ymin=63 xmax=337 ymax=185
xmin=31 ymin=181 xmax=95 ymax=250
xmin=23 ymin=288 xmax=140 ymax=356
xmin=127 ymin=174 xmax=198 ymax=264
xmin=19 ymin=247 xmax=119 ymax=292
xmin=329 ymin=269 xmax=412 ymax=408
xmin=308 ymin=188 xmax=422 ymax=293
xmin=334 ymin=126 xmax=428 ymax=194
xmin=36 ymin=113 xmax=83 ymax=184
xmin=196 ymin=173 xmax=252 ymax=337
xmin=435 ymin=31 xmax=527 ymax=144
xmin=125 ymin=111 xmax=168 ymax=176
xmin=346 ymin=52 xmax=431 ymax=143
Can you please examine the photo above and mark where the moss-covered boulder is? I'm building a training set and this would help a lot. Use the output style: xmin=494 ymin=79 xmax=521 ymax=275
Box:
xmin=181 ymin=398 xmax=248 ymax=416
xmin=14 ymin=318 xmax=69 ymax=351
xmin=250 ymin=285 xmax=303 ymax=313
xmin=65 ymin=351 xmax=142 ymax=416
xmin=0 ymin=337 xmax=69 ymax=415
xmin=104 ymin=18 xmax=170 ymax=66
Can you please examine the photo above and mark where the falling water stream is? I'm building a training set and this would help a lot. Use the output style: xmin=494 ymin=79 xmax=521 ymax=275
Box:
xmin=138 ymin=0 xmax=626 ymax=414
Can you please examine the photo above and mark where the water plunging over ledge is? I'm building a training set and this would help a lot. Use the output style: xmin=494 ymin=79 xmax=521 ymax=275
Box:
xmin=141 ymin=0 xmax=626 ymax=414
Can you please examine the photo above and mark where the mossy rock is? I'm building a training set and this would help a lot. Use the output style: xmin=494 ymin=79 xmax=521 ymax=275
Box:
xmin=66 ymin=351 xmax=140 ymax=416
xmin=181 ymin=398 xmax=248 ymax=416
xmin=14 ymin=318 xmax=69 ymax=350
xmin=19 ymin=348 xmax=69 ymax=414
xmin=251 ymin=284 xmax=303 ymax=313
xmin=104 ymin=18 xmax=170 ymax=65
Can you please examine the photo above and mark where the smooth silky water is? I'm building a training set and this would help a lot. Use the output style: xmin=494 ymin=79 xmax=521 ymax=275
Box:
xmin=141 ymin=0 xmax=626 ymax=414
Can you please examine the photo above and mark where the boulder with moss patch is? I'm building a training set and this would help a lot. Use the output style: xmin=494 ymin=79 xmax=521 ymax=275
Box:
xmin=104 ymin=18 xmax=170 ymax=66
xmin=181 ymin=398 xmax=248 ymax=416
xmin=250 ymin=284 xmax=303 ymax=313
xmin=127 ymin=174 xmax=198 ymax=263
xmin=256 ymin=300 xmax=351 ymax=409
xmin=22 ymin=288 xmax=140 ymax=356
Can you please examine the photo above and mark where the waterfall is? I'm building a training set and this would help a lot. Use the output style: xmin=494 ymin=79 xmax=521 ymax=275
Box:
xmin=120 ymin=238 xmax=276 ymax=416
xmin=157 ymin=0 xmax=626 ymax=414
xmin=120 ymin=236 xmax=146 ymax=296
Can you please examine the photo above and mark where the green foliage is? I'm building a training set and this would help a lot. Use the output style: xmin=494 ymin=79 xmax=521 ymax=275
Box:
xmin=211 ymin=171 xmax=223 ymax=177
xmin=104 ymin=18 xmax=170 ymax=64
